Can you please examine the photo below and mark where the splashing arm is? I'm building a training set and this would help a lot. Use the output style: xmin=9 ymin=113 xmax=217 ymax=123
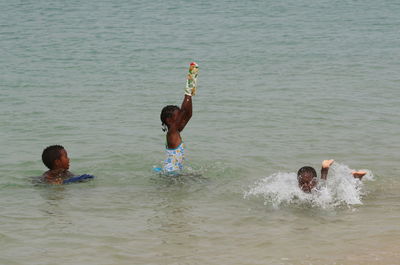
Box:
xmin=351 ymin=171 xmax=366 ymax=180
xmin=321 ymin=159 xmax=334 ymax=180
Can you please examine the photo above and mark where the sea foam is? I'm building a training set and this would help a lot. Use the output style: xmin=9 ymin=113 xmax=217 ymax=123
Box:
xmin=244 ymin=163 xmax=373 ymax=209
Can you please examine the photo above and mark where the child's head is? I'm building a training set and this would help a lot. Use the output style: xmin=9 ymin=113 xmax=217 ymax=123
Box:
xmin=160 ymin=105 xmax=180 ymax=131
xmin=297 ymin=166 xmax=317 ymax=193
xmin=42 ymin=145 xmax=70 ymax=170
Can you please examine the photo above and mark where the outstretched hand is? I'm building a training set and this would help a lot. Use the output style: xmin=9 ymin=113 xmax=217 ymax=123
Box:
xmin=352 ymin=171 xmax=366 ymax=180
xmin=322 ymin=159 xmax=334 ymax=169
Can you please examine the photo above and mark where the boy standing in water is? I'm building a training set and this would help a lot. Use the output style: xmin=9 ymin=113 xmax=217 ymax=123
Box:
xmin=159 ymin=62 xmax=199 ymax=173
xmin=297 ymin=159 xmax=366 ymax=193
xmin=41 ymin=145 xmax=74 ymax=184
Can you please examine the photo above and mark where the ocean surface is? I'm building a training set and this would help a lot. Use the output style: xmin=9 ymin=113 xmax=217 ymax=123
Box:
xmin=1 ymin=0 xmax=399 ymax=264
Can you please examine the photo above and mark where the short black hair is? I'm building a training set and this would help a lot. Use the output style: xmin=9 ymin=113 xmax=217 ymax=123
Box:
xmin=297 ymin=166 xmax=317 ymax=180
xmin=160 ymin=105 xmax=179 ymax=131
xmin=42 ymin=145 xmax=64 ymax=169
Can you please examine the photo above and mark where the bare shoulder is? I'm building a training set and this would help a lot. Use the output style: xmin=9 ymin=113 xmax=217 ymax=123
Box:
xmin=42 ymin=169 xmax=74 ymax=184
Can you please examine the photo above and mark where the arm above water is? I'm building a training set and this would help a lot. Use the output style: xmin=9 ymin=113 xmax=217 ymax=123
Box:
xmin=351 ymin=171 xmax=366 ymax=180
xmin=177 ymin=62 xmax=198 ymax=132
xmin=320 ymin=159 xmax=334 ymax=180
xmin=166 ymin=63 xmax=198 ymax=147
xmin=176 ymin=94 xmax=192 ymax=132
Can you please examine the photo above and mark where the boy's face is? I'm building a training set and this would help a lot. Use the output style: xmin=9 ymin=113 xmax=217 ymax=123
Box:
xmin=298 ymin=173 xmax=317 ymax=193
xmin=54 ymin=149 xmax=70 ymax=170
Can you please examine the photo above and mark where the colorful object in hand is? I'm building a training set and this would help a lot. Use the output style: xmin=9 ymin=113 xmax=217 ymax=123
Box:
xmin=185 ymin=62 xmax=199 ymax=96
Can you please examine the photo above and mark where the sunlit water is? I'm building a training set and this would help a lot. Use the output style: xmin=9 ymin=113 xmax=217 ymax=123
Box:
xmin=1 ymin=0 xmax=400 ymax=264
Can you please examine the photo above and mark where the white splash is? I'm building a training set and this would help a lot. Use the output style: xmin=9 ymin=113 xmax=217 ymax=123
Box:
xmin=244 ymin=163 xmax=373 ymax=209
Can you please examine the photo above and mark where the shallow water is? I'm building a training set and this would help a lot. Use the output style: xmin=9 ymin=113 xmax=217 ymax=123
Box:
xmin=1 ymin=0 xmax=400 ymax=264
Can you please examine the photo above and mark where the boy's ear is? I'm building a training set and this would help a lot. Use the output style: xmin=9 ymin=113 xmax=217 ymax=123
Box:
xmin=53 ymin=159 xmax=61 ymax=169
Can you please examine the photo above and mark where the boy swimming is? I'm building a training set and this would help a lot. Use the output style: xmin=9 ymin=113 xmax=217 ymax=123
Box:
xmin=41 ymin=145 xmax=94 ymax=184
xmin=159 ymin=62 xmax=198 ymax=173
xmin=41 ymin=145 xmax=74 ymax=184
xmin=298 ymin=159 xmax=367 ymax=193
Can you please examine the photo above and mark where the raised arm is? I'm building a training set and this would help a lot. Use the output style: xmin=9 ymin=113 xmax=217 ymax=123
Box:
xmin=176 ymin=94 xmax=192 ymax=132
xmin=176 ymin=62 xmax=197 ymax=131
xmin=320 ymin=159 xmax=334 ymax=180
xmin=165 ymin=63 xmax=198 ymax=147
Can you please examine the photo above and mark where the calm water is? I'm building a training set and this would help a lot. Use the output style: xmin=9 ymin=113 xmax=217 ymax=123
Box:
xmin=1 ymin=0 xmax=399 ymax=264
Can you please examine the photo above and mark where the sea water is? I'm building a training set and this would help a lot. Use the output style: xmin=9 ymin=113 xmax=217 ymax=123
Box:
xmin=1 ymin=0 xmax=399 ymax=264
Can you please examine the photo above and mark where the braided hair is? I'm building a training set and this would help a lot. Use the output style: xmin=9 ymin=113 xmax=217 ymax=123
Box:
xmin=160 ymin=105 xmax=179 ymax=132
